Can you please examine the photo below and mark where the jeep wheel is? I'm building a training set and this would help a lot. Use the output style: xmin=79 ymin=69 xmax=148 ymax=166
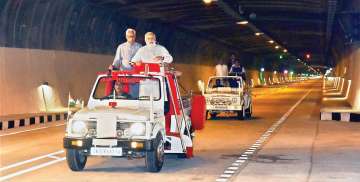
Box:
xmin=145 ymin=134 xmax=164 ymax=172
xmin=237 ymin=108 xmax=245 ymax=120
xmin=245 ymin=103 xmax=252 ymax=119
xmin=210 ymin=113 xmax=217 ymax=119
xmin=66 ymin=149 xmax=87 ymax=171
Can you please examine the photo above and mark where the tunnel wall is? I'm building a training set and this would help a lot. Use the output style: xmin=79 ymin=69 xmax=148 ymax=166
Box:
xmin=0 ymin=0 xmax=232 ymax=65
xmin=347 ymin=47 xmax=360 ymax=109
xmin=0 ymin=0 xmax=281 ymax=116
xmin=0 ymin=47 xmax=269 ymax=116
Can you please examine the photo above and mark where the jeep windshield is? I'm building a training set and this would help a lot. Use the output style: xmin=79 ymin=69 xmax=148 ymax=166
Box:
xmin=206 ymin=77 xmax=242 ymax=93
xmin=93 ymin=76 xmax=161 ymax=101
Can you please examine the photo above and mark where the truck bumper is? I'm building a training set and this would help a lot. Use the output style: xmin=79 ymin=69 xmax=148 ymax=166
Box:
xmin=63 ymin=137 xmax=154 ymax=153
xmin=206 ymin=105 xmax=243 ymax=111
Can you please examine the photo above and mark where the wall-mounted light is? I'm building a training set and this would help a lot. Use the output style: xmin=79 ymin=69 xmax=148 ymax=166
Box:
xmin=284 ymin=70 xmax=288 ymax=74
xmin=283 ymin=49 xmax=288 ymax=53
xmin=275 ymin=46 xmax=280 ymax=49
xmin=42 ymin=81 xmax=49 ymax=86
xmin=268 ymin=40 xmax=274 ymax=44
xmin=237 ymin=20 xmax=249 ymax=25
xmin=260 ymin=68 xmax=265 ymax=72
xmin=255 ymin=32 xmax=263 ymax=36
xmin=40 ymin=81 xmax=50 ymax=112
xmin=274 ymin=71 xmax=277 ymax=74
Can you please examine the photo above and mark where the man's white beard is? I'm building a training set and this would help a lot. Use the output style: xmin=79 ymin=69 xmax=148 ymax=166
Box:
xmin=148 ymin=43 xmax=156 ymax=48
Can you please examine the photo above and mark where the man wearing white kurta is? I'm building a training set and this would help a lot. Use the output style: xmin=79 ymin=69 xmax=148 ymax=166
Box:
xmin=131 ymin=32 xmax=173 ymax=64
xmin=109 ymin=28 xmax=142 ymax=70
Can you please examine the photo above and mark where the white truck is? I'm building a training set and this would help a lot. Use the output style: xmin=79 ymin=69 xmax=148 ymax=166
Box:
xmin=202 ymin=76 xmax=252 ymax=120
xmin=63 ymin=64 xmax=206 ymax=172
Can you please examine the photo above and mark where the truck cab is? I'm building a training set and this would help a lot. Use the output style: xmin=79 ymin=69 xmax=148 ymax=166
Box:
xmin=203 ymin=76 xmax=252 ymax=120
xmin=63 ymin=63 xmax=205 ymax=172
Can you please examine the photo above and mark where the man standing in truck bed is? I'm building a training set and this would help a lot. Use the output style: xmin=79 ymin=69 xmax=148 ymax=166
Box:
xmin=131 ymin=32 xmax=173 ymax=64
xmin=109 ymin=28 xmax=142 ymax=71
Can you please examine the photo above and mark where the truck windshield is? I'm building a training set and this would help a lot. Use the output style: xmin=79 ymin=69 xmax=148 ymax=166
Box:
xmin=208 ymin=77 xmax=242 ymax=89
xmin=93 ymin=76 xmax=161 ymax=101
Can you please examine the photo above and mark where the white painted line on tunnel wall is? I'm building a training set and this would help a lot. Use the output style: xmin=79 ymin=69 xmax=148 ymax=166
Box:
xmin=0 ymin=123 xmax=65 ymax=137
xmin=215 ymin=89 xmax=312 ymax=182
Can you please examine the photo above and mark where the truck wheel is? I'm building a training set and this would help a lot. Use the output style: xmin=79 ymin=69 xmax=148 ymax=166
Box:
xmin=237 ymin=109 xmax=245 ymax=120
xmin=145 ymin=134 xmax=164 ymax=172
xmin=66 ymin=149 xmax=87 ymax=171
xmin=245 ymin=103 xmax=252 ymax=119
xmin=210 ymin=113 xmax=217 ymax=119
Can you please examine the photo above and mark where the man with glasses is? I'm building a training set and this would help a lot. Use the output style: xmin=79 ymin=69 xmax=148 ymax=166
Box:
xmin=109 ymin=28 xmax=142 ymax=71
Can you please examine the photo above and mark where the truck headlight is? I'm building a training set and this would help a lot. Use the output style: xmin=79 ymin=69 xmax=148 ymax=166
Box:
xmin=71 ymin=120 xmax=87 ymax=136
xmin=232 ymin=97 xmax=238 ymax=103
xmin=129 ymin=123 xmax=145 ymax=136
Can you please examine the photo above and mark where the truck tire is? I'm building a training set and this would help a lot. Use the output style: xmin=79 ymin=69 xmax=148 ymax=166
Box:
xmin=210 ymin=113 xmax=217 ymax=119
xmin=145 ymin=134 xmax=164 ymax=172
xmin=66 ymin=149 xmax=87 ymax=171
xmin=237 ymin=108 xmax=245 ymax=120
xmin=245 ymin=103 xmax=252 ymax=119
xmin=190 ymin=95 xmax=206 ymax=130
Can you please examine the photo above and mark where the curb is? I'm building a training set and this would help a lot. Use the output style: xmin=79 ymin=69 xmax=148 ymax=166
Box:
xmin=0 ymin=112 xmax=68 ymax=131
xmin=320 ymin=112 xmax=360 ymax=122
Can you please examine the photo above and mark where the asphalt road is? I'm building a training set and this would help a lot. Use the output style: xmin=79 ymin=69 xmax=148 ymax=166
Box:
xmin=0 ymin=80 xmax=319 ymax=182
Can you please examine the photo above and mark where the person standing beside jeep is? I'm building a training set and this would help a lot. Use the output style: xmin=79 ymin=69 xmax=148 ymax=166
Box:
xmin=109 ymin=28 xmax=142 ymax=71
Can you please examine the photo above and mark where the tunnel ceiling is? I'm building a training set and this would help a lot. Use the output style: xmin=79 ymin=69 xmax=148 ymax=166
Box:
xmin=86 ymin=0 xmax=337 ymax=67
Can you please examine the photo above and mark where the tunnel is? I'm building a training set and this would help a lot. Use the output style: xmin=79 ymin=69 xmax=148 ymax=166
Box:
xmin=0 ymin=0 xmax=359 ymax=181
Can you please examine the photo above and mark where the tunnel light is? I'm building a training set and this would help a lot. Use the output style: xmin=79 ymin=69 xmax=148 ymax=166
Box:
xmin=237 ymin=20 xmax=249 ymax=25
xmin=203 ymin=0 xmax=215 ymax=4
xmin=255 ymin=32 xmax=263 ymax=36
xmin=275 ymin=46 xmax=280 ymax=49
xmin=268 ymin=40 xmax=274 ymax=44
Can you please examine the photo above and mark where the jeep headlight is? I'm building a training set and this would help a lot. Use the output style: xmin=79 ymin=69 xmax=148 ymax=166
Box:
xmin=129 ymin=123 xmax=146 ymax=136
xmin=205 ymin=97 xmax=210 ymax=104
xmin=71 ymin=120 xmax=87 ymax=136
xmin=232 ymin=97 xmax=238 ymax=103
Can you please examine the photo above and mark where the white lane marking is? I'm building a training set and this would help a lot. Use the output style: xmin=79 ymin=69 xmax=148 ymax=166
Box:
xmin=47 ymin=155 xmax=63 ymax=160
xmin=215 ymin=89 xmax=312 ymax=181
xmin=232 ymin=163 xmax=240 ymax=166
xmin=216 ymin=179 xmax=228 ymax=182
xmin=236 ymin=160 xmax=245 ymax=163
xmin=0 ymin=157 xmax=65 ymax=182
xmin=0 ymin=150 xmax=64 ymax=172
xmin=228 ymin=167 xmax=239 ymax=170
xmin=0 ymin=123 xmax=65 ymax=137
xmin=221 ymin=174 xmax=232 ymax=178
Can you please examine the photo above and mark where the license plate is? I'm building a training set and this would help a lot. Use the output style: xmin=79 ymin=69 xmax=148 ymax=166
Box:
xmin=90 ymin=147 xmax=123 ymax=156
xmin=214 ymin=105 xmax=227 ymax=110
